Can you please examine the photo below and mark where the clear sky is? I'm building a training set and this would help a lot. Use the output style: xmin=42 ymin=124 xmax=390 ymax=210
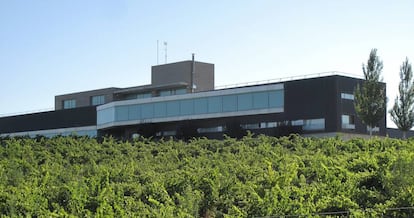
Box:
xmin=1 ymin=1 xmax=413 ymax=127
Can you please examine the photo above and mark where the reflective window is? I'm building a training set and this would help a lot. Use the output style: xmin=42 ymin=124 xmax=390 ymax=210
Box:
xmin=154 ymin=102 xmax=166 ymax=117
xmin=138 ymin=93 xmax=152 ymax=99
xmin=267 ymin=122 xmax=278 ymax=128
xmin=63 ymin=99 xmax=76 ymax=109
xmin=292 ymin=120 xmax=304 ymax=126
xmin=97 ymin=87 xmax=285 ymax=126
xmin=194 ymin=98 xmax=208 ymax=114
xmin=116 ymin=106 xmax=129 ymax=121
xmin=167 ymin=101 xmax=180 ymax=116
xmin=241 ymin=123 xmax=260 ymax=129
xmin=341 ymin=93 xmax=354 ymax=100
xmin=303 ymin=118 xmax=325 ymax=131
xmin=342 ymin=114 xmax=355 ymax=129
xmin=128 ymin=105 xmax=140 ymax=120
xmin=163 ymin=130 xmax=176 ymax=136
xmin=223 ymin=95 xmax=237 ymax=112
xmin=19 ymin=128 xmax=98 ymax=138
xmin=124 ymin=94 xmax=138 ymax=100
xmin=91 ymin=95 xmax=105 ymax=106
xmin=269 ymin=90 xmax=284 ymax=108
xmin=253 ymin=92 xmax=268 ymax=109
xmin=208 ymin=96 xmax=222 ymax=113
xmin=197 ymin=126 xmax=225 ymax=133
xmin=160 ymin=90 xmax=172 ymax=96
xmin=160 ymin=89 xmax=187 ymax=97
xmin=141 ymin=104 xmax=154 ymax=118
xmin=238 ymin=93 xmax=253 ymax=111
xmin=125 ymin=93 xmax=152 ymax=100
xmin=175 ymin=89 xmax=187 ymax=95
xmin=97 ymin=107 xmax=115 ymax=124
xmin=180 ymin=99 xmax=194 ymax=115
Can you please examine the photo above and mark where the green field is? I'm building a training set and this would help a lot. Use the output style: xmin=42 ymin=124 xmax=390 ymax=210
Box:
xmin=0 ymin=134 xmax=413 ymax=217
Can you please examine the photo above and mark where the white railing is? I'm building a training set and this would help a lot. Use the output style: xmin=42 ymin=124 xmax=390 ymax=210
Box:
xmin=215 ymin=71 xmax=363 ymax=90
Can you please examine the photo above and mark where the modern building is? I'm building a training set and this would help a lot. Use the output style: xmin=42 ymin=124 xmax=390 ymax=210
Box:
xmin=55 ymin=58 xmax=214 ymax=110
xmin=0 ymin=57 xmax=394 ymax=139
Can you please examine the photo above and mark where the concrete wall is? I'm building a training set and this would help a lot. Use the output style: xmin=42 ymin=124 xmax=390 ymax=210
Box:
xmin=194 ymin=62 xmax=214 ymax=92
xmin=55 ymin=60 xmax=214 ymax=110
xmin=151 ymin=61 xmax=214 ymax=92
xmin=55 ymin=88 xmax=119 ymax=110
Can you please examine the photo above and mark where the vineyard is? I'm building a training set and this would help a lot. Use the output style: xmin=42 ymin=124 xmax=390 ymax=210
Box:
xmin=0 ymin=134 xmax=414 ymax=217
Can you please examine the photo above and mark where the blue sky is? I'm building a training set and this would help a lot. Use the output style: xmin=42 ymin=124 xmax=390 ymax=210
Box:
xmin=1 ymin=1 xmax=414 ymax=127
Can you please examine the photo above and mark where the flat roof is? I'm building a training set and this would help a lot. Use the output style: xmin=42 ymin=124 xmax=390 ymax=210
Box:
xmin=215 ymin=71 xmax=364 ymax=90
xmin=114 ymin=82 xmax=189 ymax=95
xmin=55 ymin=87 xmax=121 ymax=97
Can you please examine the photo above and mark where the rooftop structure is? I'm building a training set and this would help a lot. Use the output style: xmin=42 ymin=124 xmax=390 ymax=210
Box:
xmin=55 ymin=59 xmax=214 ymax=110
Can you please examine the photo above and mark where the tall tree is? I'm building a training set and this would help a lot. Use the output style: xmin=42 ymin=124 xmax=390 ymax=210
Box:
xmin=390 ymin=58 xmax=414 ymax=139
xmin=354 ymin=49 xmax=387 ymax=136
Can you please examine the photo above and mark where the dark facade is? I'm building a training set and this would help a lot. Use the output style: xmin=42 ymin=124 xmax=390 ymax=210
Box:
xmin=0 ymin=106 xmax=96 ymax=135
xmin=284 ymin=75 xmax=386 ymax=135
xmin=96 ymin=75 xmax=387 ymax=139
xmin=0 ymin=58 xmax=392 ymax=139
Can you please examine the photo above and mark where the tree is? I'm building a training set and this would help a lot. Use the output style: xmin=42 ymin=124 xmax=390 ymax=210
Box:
xmin=390 ymin=58 xmax=414 ymax=139
xmin=354 ymin=49 xmax=387 ymax=136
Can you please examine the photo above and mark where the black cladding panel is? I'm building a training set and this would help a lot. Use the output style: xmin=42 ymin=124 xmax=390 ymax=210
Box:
xmin=0 ymin=106 xmax=97 ymax=134
xmin=283 ymin=75 xmax=386 ymax=135
xmin=284 ymin=76 xmax=338 ymax=132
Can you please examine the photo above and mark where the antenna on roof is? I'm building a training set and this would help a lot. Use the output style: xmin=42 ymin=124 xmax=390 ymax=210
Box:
xmin=191 ymin=53 xmax=196 ymax=92
xmin=157 ymin=40 xmax=159 ymax=65
xmin=164 ymin=41 xmax=168 ymax=64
